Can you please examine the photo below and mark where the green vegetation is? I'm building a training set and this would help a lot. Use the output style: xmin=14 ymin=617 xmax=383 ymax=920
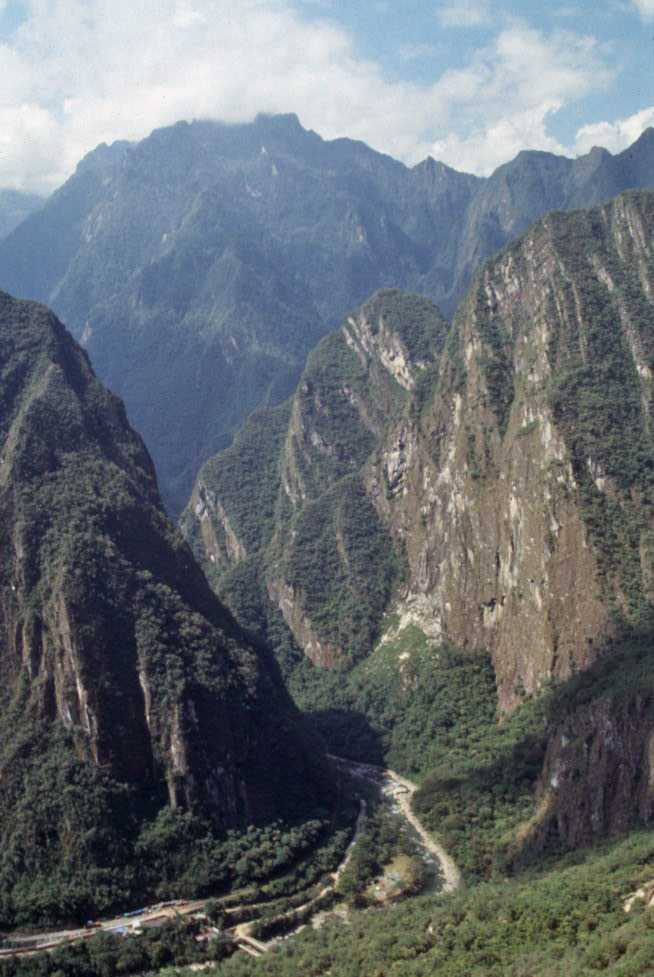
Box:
xmin=181 ymin=403 xmax=291 ymax=586
xmin=280 ymin=477 xmax=401 ymax=665
xmin=293 ymin=626 xmax=654 ymax=887
xmin=0 ymin=294 xmax=332 ymax=928
xmin=414 ymin=695 xmax=548 ymax=880
xmin=7 ymin=633 xmax=654 ymax=974
xmin=335 ymin=808 xmax=424 ymax=907
xmin=0 ymin=918 xmax=234 ymax=977
xmin=185 ymin=290 xmax=449 ymax=668
xmin=472 ymin=285 xmax=515 ymax=435
xmin=545 ymin=198 xmax=654 ymax=628
xmin=288 ymin=625 xmax=548 ymax=880
xmin=0 ymin=719 xmax=138 ymax=928
xmin=358 ymin=289 xmax=452 ymax=363
xmin=134 ymin=810 xmax=352 ymax=906
xmin=177 ymin=827 xmax=654 ymax=977
xmin=12 ymin=828 xmax=654 ymax=977
xmin=291 ymin=626 xmax=497 ymax=775
xmin=0 ymin=690 xmax=345 ymax=929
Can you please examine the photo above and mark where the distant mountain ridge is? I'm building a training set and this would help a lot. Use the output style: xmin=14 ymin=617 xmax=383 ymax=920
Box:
xmin=1 ymin=115 xmax=654 ymax=512
xmin=0 ymin=188 xmax=43 ymax=240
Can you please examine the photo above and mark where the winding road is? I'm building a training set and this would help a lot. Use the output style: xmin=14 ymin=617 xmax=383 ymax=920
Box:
xmin=0 ymin=758 xmax=459 ymax=960
xmin=385 ymin=768 xmax=461 ymax=893
xmin=328 ymin=756 xmax=461 ymax=893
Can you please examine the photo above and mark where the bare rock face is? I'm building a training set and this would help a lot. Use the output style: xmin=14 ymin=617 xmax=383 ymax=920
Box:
xmin=186 ymin=193 xmax=654 ymax=714
xmin=389 ymin=192 xmax=654 ymax=712
xmin=526 ymin=684 xmax=654 ymax=851
xmin=182 ymin=289 xmax=449 ymax=667
xmin=0 ymin=290 xmax=328 ymax=916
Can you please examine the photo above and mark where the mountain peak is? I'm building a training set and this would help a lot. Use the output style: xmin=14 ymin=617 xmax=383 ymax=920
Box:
xmin=254 ymin=111 xmax=303 ymax=130
xmin=626 ymin=125 xmax=654 ymax=152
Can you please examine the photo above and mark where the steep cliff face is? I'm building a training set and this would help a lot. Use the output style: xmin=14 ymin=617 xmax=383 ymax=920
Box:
xmin=182 ymin=289 xmax=449 ymax=667
xmin=3 ymin=117 xmax=654 ymax=513
xmin=504 ymin=639 xmax=654 ymax=855
xmin=391 ymin=191 xmax=654 ymax=712
xmin=187 ymin=194 xmax=654 ymax=710
xmin=0 ymin=291 xmax=327 ymax=923
xmin=533 ymin=690 xmax=654 ymax=851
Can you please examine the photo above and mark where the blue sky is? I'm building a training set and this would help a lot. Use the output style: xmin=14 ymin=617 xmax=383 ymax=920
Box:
xmin=297 ymin=1 xmax=653 ymax=146
xmin=0 ymin=0 xmax=652 ymax=193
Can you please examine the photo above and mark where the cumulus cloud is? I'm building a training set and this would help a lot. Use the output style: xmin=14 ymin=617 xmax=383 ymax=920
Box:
xmin=0 ymin=1 xmax=617 ymax=191
xmin=427 ymin=24 xmax=613 ymax=174
xmin=437 ymin=1 xmax=492 ymax=28
xmin=0 ymin=0 xmax=435 ymax=191
xmin=574 ymin=105 xmax=654 ymax=154
xmin=631 ymin=0 xmax=654 ymax=17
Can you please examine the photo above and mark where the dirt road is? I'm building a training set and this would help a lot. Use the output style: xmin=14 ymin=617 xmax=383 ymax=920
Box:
xmin=328 ymin=755 xmax=461 ymax=894
xmin=386 ymin=768 xmax=461 ymax=893
xmin=1 ymin=758 xmax=458 ymax=961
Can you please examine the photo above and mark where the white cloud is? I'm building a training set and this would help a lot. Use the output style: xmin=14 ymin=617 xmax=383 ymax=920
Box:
xmin=0 ymin=0 xmax=436 ymax=191
xmin=631 ymin=0 xmax=654 ymax=17
xmin=0 ymin=2 xmax=616 ymax=191
xmin=574 ymin=105 xmax=654 ymax=154
xmin=437 ymin=0 xmax=492 ymax=28
xmin=427 ymin=24 xmax=613 ymax=174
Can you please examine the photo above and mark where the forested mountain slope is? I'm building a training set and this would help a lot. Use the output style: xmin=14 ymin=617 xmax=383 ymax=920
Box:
xmin=187 ymin=191 xmax=654 ymax=692
xmin=181 ymin=288 xmax=448 ymax=668
xmin=1 ymin=116 xmax=654 ymax=512
xmin=0 ymin=291 xmax=328 ymax=927
xmin=185 ymin=190 xmax=654 ymax=856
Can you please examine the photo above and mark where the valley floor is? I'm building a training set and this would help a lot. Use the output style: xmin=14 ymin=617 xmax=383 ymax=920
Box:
xmin=0 ymin=757 xmax=455 ymax=964
xmin=328 ymin=756 xmax=461 ymax=894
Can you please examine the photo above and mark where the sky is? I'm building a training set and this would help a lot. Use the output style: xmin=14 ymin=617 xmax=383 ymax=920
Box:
xmin=0 ymin=0 xmax=653 ymax=194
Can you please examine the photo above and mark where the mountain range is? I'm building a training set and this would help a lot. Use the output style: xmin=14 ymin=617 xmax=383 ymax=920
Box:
xmin=2 ymin=112 xmax=654 ymax=974
xmin=2 ymin=116 xmax=654 ymax=513
xmin=0 ymin=188 xmax=43 ymax=241
xmin=184 ymin=189 xmax=654 ymax=856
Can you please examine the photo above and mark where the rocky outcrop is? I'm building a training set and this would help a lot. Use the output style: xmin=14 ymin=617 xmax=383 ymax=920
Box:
xmin=0 ymin=290 xmax=328 ymax=919
xmin=183 ymin=289 xmax=449 ymax=666
xmin=388 ymin=192 xmax=654 ymax=711
xmin=525 ymin=684 xmax=654 ymax=852
xmin=3 ymin=117 xmax=654 ymax=513
xmin=186 ymin=194 xmax=654 ymax=721
xmin=267 ymin=579 xmax=340 ymax=668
